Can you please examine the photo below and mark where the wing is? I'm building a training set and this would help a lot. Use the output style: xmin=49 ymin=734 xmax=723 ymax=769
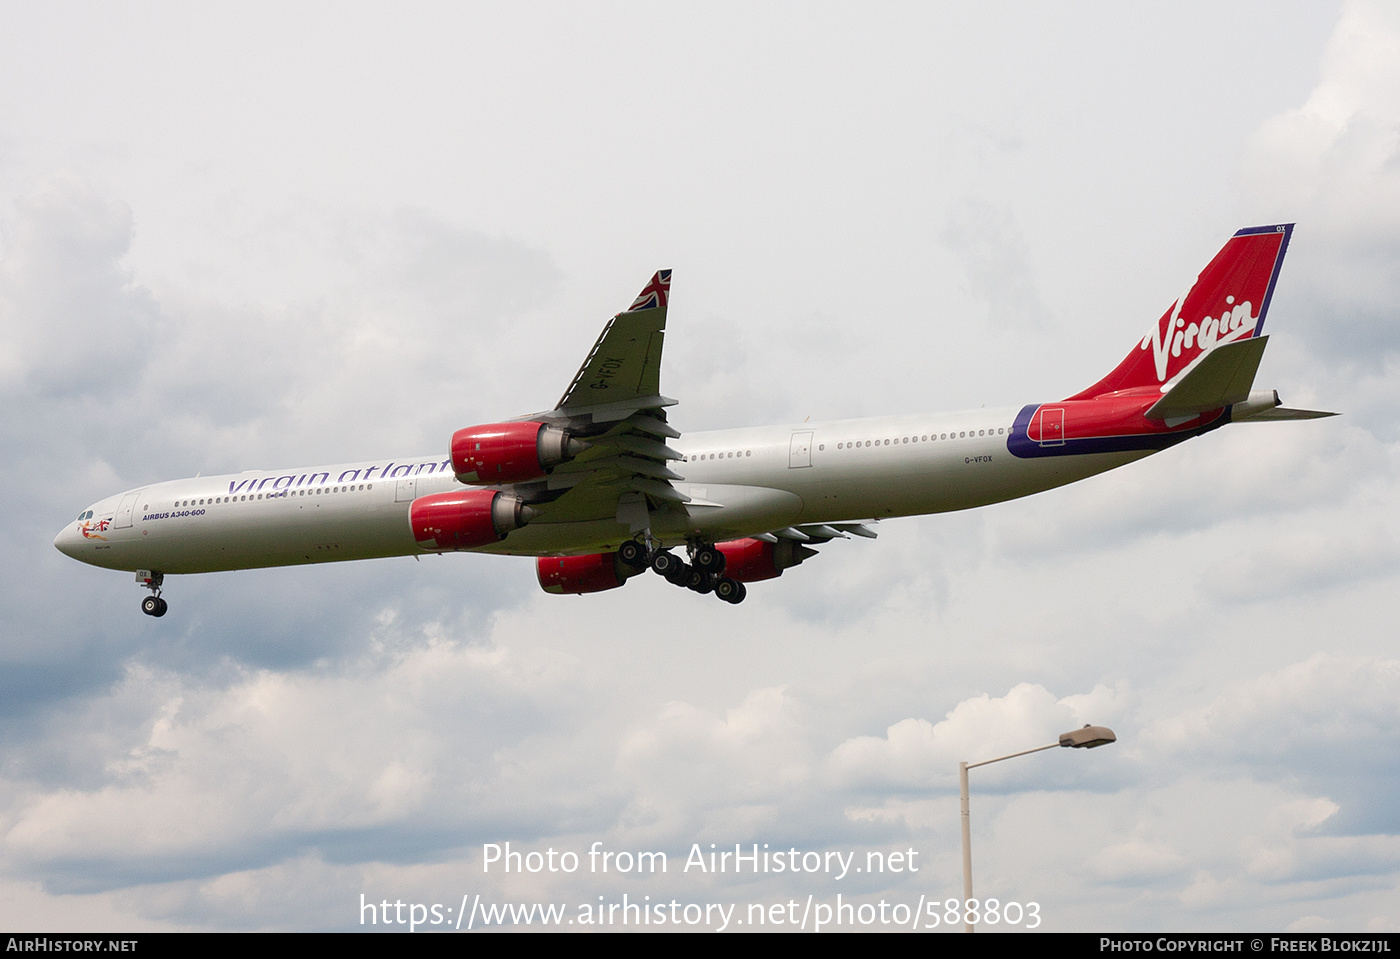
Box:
xmin=554 ymin=270 xmax=674 ymax=417
xmin=515 ymin=271 xmax=687 ymax=533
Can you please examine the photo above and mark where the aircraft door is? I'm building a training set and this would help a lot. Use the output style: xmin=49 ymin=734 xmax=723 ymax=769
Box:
xmin=789 ymin=431 xmax=814 ymax=468
xmin=113 ymin=490 xmax=142 ymax=529
xmin=1035 ymin=408 xmax=1065 ymax=447
xmin=395 ymin=478 xmax=417 ymax=503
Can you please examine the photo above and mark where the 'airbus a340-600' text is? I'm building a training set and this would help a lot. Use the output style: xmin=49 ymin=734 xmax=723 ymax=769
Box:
xmin=55 ymin=225 xmax=1333 ymax=616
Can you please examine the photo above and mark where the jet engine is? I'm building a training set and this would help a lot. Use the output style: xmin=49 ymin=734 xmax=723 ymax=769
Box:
xmin=410 ymin=489 xmax=534 ymax=550
xmin=716 ymin=537 xmax=817 ymax=582
xmin=451 ymin=422 xmax=583 ymax=484
xmin=536 ymin=552 xmax=644 ymax=594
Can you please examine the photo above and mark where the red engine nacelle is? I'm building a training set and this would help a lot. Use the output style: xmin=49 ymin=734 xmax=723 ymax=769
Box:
xmin=716 ymin=537 xmax=818 ymax=582
xmin=451 ymin=421 xmax=579 ymax=484
xmin=410 ymin=489 xmax=533 ymax=551
xmin=536 ymin=552 xmax=642 ymax=595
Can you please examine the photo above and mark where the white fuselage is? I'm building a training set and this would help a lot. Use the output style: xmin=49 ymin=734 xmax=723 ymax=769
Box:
xmin=54 ymin=406 xmax=1148 ymax=576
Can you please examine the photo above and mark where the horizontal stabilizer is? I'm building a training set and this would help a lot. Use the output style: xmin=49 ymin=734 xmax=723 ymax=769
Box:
xmin=1145 ymin=336 xmax=1268 ymax=420
xmin=1238 ymin=406 xmax=1338 ymax=421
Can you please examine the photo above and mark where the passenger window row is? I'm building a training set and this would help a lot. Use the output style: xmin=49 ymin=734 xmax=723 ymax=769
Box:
xmin=172 ymin=484 xmax=374 ymax=508
xmin=836 ymin=427 xmax=1008 ymax=450
xmin=682 ymin=451 xmax=752 ymax=463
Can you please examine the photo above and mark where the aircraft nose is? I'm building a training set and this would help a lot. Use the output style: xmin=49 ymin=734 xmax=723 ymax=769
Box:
xmin=54 ymin=523 xmax=81 ymax=558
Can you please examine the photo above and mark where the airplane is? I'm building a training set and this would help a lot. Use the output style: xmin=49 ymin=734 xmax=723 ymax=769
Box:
xmin=55 ymin=224 xmax=1333 ymax=616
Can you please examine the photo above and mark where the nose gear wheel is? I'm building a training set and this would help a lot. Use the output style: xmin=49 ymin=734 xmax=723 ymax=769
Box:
xmin=138 ymin=571 xmax=168 ymax=617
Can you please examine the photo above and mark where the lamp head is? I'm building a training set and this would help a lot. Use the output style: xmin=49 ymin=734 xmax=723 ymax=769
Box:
xmin=1059 ymin=725 xmax=1116 ymax=749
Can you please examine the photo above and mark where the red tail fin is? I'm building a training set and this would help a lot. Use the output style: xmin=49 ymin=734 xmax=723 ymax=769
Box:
xmin=1068 ymin=225 xmax=1292 ymax=400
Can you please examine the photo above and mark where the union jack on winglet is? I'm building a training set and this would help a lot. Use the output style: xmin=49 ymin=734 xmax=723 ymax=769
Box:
xmin=628 ymin=270 xmax=672 ymax=312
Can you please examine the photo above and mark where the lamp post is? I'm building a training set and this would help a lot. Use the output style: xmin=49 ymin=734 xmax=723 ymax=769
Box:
xmin=959 ymin=724 xmax=1115 ymax=933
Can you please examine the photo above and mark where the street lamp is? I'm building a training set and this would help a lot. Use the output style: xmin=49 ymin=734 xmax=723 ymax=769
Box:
xmin=959 ymin=724 xmax=1116 ymax=933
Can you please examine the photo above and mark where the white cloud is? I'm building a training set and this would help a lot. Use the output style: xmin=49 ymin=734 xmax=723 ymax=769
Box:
xmin=0 ymin=175 xmax=158 ymax=398
xmin=1145 ymin=654 xmax=1400 ymax=770
xmin=1 ymin=636 xmax=609 ymax=884
xmin=824 ymin=682 xmax=1128 ymax=792
xmin=1243 ymin=0 xmax=1400 ymax=359
xmin=940 ymin=197 xmax=1050 ymax=330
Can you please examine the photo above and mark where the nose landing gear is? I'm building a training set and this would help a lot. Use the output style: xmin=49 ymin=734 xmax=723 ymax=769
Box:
xmin=136 ymin=570 xmax=167 ymax=617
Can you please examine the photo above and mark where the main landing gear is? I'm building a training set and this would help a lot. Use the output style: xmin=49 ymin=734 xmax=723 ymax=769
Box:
xmin=136 ymin=570 xmax=168 ymax=617
xmin=620 ymin=540 xmax=746 ymax=604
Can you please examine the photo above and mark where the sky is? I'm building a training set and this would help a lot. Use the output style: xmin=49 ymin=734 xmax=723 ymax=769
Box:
xmin=2 ymin=0 xmax=1398 ymax=933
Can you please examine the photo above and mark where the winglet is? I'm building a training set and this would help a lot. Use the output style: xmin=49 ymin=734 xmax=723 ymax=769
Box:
xmin=628 ymin=270 xmax=672 ymax=312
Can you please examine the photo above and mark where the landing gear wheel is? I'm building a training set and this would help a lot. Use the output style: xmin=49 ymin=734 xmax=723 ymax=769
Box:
xmin=618 ymin=540 xmax=649 ymax=569
xmin=136 ymin=570 xmax=166 ymax=618
xmin=687 ymin=568 xmax=714 ymax=593
xmin=714 ymin=577 xmax=746 ymax=604
xmin=665 ymin=561 xmax=693 ymax=586
xmin=651 ymin=550 xmax=682 ymax=578
xmin=694 ymin=546 xmax=726 ymax=574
